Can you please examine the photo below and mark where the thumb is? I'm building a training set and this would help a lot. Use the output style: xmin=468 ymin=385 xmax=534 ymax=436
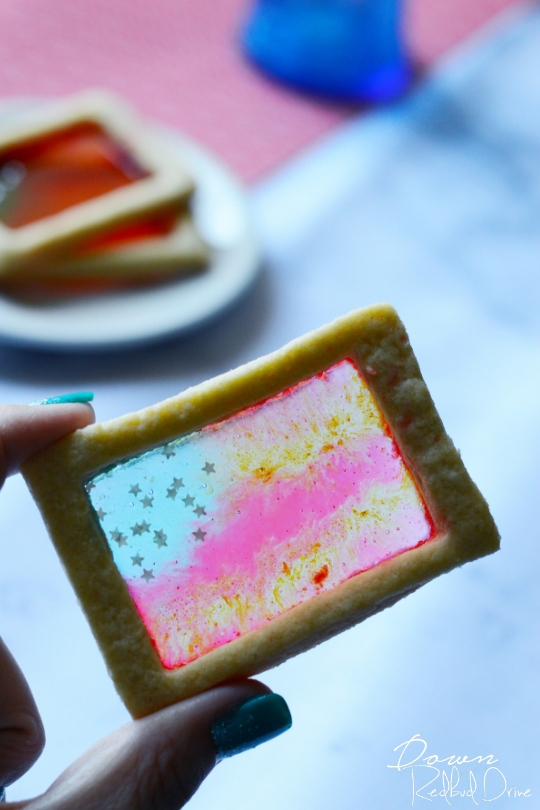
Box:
xmin=20 ymin=681 xmax=291 ymax=810
xmin=0 ymin=402 xmax=95 ymax=486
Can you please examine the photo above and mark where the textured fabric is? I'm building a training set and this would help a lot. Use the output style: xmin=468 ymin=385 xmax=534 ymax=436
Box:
xmin=0 ymin=0 xmax=517 ymax=180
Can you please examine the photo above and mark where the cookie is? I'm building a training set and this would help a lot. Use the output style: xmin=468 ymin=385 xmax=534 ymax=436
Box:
xmin=22 ymin=305 xmax=499 ymax=717
xmin=3 ymin=213 xmax=208 ymax=283
xmin=0 ymin=90 xmax=194 ymax=277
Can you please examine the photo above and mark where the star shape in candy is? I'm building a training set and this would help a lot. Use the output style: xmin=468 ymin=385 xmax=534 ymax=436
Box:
xmin=182 ymin=494 xmax=195 ymax=507
xmin=192 ymin=528 xmax=207 ymax=542
xmin=202 ymin=462 xmax=215 ymax=475
xmin=166 ymin=487 xmax=178 ymax=501
xmin=154 ymin=529 xmax=168 ymax=548
xmin=96 ymin=508 xmax=106 ymax=520
xmin=131 ymin=521 xmax=151 ymax=536
xmin=193 ymin=504 xmax=206 ymax=517
xmin=141 ymin=569 xmax=155 ymax=582
xmin=110 ymin=529 xmax=128 ymax=547
xmin=141 ymin=495 xmax=154 ymax=509
xmin=162 ymin=446 xmax=176 ymax=459
xmin=129 ymin=484 xmax=141 ymax=497
xmin=171 ymin=477 xmax=184 ymax=490
xmin=131 ymin=553 xmax=144 ymax=567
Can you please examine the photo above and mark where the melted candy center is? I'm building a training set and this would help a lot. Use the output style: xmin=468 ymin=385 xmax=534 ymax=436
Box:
xmin=86 ymin=359 xmax=435 ymax=669
xmin=0 ymin=123 xmax=148 ymax=228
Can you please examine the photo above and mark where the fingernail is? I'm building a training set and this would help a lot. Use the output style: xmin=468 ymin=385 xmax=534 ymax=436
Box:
xmin=212 ymin=694 xmax=292 ymax=760
xmin=0 ymin=786 xmax=6 ymax=802
xmin=30 ymin=391 xmax=94 ymax=406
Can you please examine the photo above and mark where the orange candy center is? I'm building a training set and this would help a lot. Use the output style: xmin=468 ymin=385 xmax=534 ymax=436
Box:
xmin=0 ymin=123 xmax=149 ymax=228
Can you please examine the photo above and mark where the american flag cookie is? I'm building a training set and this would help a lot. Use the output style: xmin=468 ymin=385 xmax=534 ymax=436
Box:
xmin=0 ymin=90 xmax=194 ymax=278
xmin=22 ymin=305 xmax=499 ymax=718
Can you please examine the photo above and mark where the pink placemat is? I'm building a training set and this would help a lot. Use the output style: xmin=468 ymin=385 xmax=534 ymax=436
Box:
xmin=0 ymin=0 xmax=518 ymax=181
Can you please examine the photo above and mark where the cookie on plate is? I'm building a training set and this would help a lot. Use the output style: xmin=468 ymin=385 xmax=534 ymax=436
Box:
xmin=0 ymin=90 xmax=194 ymax=276
xmin=3 ymin=212 xmax=208 ymax=288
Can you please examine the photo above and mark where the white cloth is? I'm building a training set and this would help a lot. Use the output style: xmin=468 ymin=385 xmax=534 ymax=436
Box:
xmin=1 ymin=2 xmax=539 ymax=804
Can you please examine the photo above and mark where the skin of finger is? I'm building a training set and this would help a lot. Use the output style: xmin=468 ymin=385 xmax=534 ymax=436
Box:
xmin=0 ymin=639 xmax=45 ymax=788
xmin=0 ymin=403 xmax=94 ymax=789
xmin=0 ymin=403 xmax=95 ymax=485
xmin=12 ymin=680 xmax=271 ymax=810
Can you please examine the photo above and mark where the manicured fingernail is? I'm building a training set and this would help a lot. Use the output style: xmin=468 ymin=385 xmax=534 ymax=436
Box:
xmin=31 ymin=391 xmax=94 ymax=406
xmin=212 ymin=694 xmax=292 ymax=760
xmin=0 ymin=786 xmax=6 ymax=802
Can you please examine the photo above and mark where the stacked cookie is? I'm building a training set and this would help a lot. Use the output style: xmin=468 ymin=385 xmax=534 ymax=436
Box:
xmin=0 ymin=90 xmax=208 ymax=294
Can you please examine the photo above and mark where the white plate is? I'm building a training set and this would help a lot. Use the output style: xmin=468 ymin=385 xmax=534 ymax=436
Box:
xmin=0 ymin=101 xmax=261 ymax=351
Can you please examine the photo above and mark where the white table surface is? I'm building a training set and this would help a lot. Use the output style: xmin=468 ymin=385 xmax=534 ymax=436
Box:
xmin=2 ymin=2 xmax=540 ymax=805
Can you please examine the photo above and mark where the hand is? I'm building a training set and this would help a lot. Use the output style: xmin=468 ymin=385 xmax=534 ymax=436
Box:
xmin=0 ymin=403 xmax=291 ymax=810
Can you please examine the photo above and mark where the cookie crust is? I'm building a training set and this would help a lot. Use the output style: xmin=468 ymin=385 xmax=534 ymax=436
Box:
xmin=22 ymin=304 xmax=499 ymax=718
xmin=10 ymin=215 xmax=208 ymax=281
xmin=0 ymin=90 xmax=193 ymax=276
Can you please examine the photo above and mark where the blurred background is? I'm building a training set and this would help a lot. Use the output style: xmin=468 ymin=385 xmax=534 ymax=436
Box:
xmin=0 ymin=0 xmax=539 ymax=806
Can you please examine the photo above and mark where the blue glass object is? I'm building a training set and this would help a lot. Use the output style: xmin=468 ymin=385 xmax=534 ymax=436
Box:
xmin=241 ymin=0 xmax=412 ymax=103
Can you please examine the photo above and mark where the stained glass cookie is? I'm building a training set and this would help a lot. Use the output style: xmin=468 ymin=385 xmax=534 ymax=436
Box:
xmin=2 ymin=213 xmax=208 ymax=290
xmin=22 ymin=305 xmax=499 ymax=718
xmin=38 ymin=213 xmax=208 ymax=280
xmin=0 ymin=90 xmax=194 ymax=277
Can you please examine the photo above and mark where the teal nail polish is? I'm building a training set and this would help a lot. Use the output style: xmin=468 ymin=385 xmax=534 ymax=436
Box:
xmin=32 ymin=392 xmax=94 ymax=406
xmin=212 ymin=694 xmax=292 ymax=760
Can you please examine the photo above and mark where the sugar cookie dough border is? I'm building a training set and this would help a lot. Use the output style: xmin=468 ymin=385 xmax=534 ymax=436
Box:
xmin=11 ymin=215 xmax=209 ymax=280
xmin=22 ymin=304 xmax=499 ymax=718
xmin=0 ymin=90 xmax=194 ymax=277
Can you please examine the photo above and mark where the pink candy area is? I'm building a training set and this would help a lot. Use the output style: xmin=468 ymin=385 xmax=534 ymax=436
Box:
xmin=190 ymin=434 xmax=403 ymax=582
xmin=126 ymin=391 xmax=434 ymax=669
